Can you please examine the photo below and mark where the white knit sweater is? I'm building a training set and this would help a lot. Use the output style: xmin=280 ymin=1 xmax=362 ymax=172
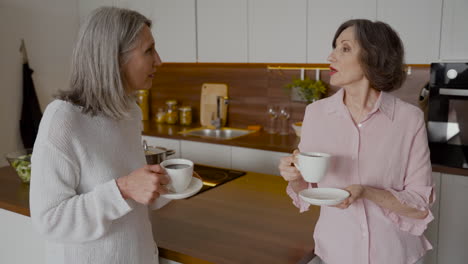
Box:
xmin=30 ymin=100 xmax=168 ymax=264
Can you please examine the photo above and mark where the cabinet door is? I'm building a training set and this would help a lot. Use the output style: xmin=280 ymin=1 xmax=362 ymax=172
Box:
xmin=78 ymin=0 xmax=115 ymax=23
xmin=231 ymin=146 xmax=287 ymax=176
xmin=437 ymin=173 xmax=468 ymax=263
xmin=114 ymin=0 xmax=153 ymax=18
xmin=142 ymin=136 xmax=181 ymax=158
xmin=150 ymin=0 xmax=197 ymax=62
xmin=307 ymin=0 xmax=376 ymax=63
xmin=377 ymin=0 xmax=442 ymax=64
xmin=424 ymin=172 xmax=441 ymax=264
xmin=440 ymin=0 xmax=468 ymax=61
xmin=0 ymin=209 xmax=45 ymax=264
xmin=248 ymin=0 xmax=307 ymax=63
xmin=197 ymin=0 xmax=248 ymax=62
xmin=180 ymin=140 xmax=231 ymax=168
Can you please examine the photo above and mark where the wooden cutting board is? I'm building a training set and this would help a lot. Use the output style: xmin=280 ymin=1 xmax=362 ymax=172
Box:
xmin=200 ymin=83 xmax=228 ymax=128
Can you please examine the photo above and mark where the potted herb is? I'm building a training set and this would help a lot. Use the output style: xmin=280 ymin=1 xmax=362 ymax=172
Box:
xmin=285 ymin=77 xmax=328 ymax=104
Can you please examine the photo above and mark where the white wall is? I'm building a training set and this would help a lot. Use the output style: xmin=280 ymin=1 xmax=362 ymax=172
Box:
xmin=0 ymin=0 xmax=79 ymax=166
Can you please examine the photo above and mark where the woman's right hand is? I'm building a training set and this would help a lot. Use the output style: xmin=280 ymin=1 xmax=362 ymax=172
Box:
xmin=278 ymin=150 xmax=302 ymax=182
xmin=279 ymin=150 xmax=308 ymax=192
xmin=116 ymin=164 xmax=170 ymax=205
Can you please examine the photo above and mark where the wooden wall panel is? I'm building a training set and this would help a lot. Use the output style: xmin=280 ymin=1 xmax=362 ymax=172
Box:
xmin=150 ymin=63 xmax=429 ymax=132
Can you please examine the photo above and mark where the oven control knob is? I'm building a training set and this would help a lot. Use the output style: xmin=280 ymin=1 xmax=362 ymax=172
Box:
xmin=447 ymin=69 xmax=458 ymax=79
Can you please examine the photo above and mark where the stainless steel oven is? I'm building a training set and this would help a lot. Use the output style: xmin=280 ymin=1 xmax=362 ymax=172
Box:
xmin=427 ymin=63 xmax=468 ymax=169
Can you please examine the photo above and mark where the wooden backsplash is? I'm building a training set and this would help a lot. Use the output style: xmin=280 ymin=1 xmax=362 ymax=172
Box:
xmin=150 ymin=63 xmax=430 ymax=130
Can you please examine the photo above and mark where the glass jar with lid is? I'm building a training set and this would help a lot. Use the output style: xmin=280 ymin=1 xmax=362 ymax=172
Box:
xmin=136 ymin=90 xmax=149 ymax=120
xmin=165 ymin=100 xmax=178 ymax=124
xmin=179 ymin=106 xmax=192 ymax=126
xmin=155 ymin=107 xmax=166 ymax=123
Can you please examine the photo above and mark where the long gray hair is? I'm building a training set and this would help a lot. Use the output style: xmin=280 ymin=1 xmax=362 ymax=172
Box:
xmin=57 ymin=7 xmax=151 ymax=119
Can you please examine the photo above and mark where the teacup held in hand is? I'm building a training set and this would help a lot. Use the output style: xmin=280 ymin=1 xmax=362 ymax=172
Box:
xmin=294 ymin=152 xmax=331 ymax=183
xmin=160 ymin=158 xmax=194 ymax=193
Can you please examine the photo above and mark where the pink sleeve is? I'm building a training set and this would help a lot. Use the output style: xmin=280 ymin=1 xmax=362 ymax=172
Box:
xmin=286 ymin=182 xmax=311 ymax=213
xmin=383 ymin=116 xmax=435 ymax=236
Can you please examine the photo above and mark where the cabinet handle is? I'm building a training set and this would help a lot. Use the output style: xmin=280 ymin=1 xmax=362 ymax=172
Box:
xmin=439 ymin=88 xmax=468 ymax=97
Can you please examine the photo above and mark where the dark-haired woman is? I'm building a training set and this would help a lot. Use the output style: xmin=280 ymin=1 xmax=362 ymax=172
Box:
xmin=279 ymin=19 xmax=434 ymax=264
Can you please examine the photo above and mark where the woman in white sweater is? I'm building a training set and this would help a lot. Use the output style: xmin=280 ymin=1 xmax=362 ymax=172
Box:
xmin=30 ymin=7 xmax=170 ymax=264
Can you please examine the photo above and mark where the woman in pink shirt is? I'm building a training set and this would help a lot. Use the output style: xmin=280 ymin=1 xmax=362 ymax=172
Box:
xmin=279 ymin=19 xmax=434 ymax=264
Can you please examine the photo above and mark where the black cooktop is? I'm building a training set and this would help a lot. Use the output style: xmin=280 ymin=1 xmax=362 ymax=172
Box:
xmin=194 ymin=164 xmax=246 ymax=195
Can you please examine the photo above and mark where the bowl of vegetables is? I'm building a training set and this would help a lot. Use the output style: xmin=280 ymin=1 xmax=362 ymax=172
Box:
xmin=5 ymin=148 xmax=33 ymax=183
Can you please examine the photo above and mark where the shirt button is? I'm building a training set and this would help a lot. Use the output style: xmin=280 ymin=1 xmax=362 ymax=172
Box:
xmin=358 ymin=123 xmax=362 ymax=128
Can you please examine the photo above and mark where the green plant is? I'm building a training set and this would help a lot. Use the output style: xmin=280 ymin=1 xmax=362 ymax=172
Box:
xmin=285 ymin=77 xmax=328 ymax=104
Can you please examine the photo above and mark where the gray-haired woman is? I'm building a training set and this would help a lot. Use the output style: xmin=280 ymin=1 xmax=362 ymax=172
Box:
xmin=30 ymin=7 xmax=169 ymax=264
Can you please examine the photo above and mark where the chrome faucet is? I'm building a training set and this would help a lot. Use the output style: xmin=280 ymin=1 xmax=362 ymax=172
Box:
xmin=211 ymin=96 xmax=229 ymax=129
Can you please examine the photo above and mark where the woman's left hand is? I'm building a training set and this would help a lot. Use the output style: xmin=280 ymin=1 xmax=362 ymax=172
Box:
xmin=333 ymin=184 xmax=365 ymax=209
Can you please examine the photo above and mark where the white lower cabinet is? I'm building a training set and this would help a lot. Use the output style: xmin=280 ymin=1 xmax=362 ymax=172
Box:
xmin=0 ymin=209 xmax=45 ymax=264
xmin=231 ymin=146 xmax=287 ymax=176
xmin=142 ymin=135 xmax=181 ymax=159
xmin=437 ymin=173 xmax=468 ymax=264
xmin=143 ymin=136 xmax=289 ymax=175
xmin=180 ymin=140 xmax=231 ymax=169
xmin=424 ymin=172 xmax=441 ymax=264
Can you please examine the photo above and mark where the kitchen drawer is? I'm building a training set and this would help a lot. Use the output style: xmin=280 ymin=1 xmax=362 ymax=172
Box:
xmin=231 ymin=146 xmax=287 ymax=176
xmin=180 ymin=140 xmax=231 ymax=169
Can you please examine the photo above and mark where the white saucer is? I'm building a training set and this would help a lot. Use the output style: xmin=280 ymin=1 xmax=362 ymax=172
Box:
xmin=299 ymin=188 xmax=350 ymax=206
xmin=161 ymin=177 xmax=203 ymax=200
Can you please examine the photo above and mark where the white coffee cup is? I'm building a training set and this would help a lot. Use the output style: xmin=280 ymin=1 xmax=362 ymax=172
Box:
xmin=160 ymin=158 xmax=194 ymax=193
xmin=294 ymin=152 xmax=331 ymax=183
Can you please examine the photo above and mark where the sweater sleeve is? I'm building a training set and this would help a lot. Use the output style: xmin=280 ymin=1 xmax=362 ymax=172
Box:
xmin=30 ymin=142 xmax=133 ymax=243
xmin=382 ymin=115 xmax=435 ymax=236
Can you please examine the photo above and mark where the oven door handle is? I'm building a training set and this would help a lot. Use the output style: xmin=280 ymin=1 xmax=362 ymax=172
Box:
xmin=439 ymin=88 xmax=468 ymax=97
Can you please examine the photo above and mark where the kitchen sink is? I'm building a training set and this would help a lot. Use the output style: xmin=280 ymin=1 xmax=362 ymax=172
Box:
xmin=179 ymin=127 xmax=256 ymax=140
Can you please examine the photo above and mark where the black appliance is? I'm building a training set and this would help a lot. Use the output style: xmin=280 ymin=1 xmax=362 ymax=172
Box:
xmin=193 ymin=164 xmax=246 ymax=195
xmin=427 ymin=63 xmax=468 ymax=169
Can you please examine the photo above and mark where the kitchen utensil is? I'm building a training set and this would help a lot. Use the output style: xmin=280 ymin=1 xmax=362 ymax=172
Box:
xmin=5 ymin=148 xmax=33 ymax=183
xmin=278 ymin=105 xmax=290 ymax=135
xmin=294 ymin=152 xmax=331 ymax=183
xmin=266 ymin=104 xmax=278 ymax=134
xmin=200 ymin=83 xmax=228 ymax=128
xmin=143 ymin=140 xmax=175 ymax=165
xmin=160 ymin=177 xmax=203 ymax=199
xmin=299 ymin=188 xmax=350 ymax=206
xmin=160 ymin=158 xmax=194 ymax=193
xmin=292 ymin=122 xmax=302 ymax=137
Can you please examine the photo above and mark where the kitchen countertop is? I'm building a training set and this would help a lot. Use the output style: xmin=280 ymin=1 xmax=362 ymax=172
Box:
xmin=0 ymin=165 xmax=319 ymax=264
xmin=142 ymin=122 xmax=468 ymax=177
xmin=142 ymin=121 xmax=300 ymax=153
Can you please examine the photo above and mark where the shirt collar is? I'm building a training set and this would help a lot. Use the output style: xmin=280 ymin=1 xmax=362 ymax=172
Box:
xmin=325 ymin=88 xmax=395 ymax=121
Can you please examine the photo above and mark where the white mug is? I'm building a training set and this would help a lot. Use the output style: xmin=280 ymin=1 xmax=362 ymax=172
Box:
xmin=294 ymin=152 xmax=331 ymax=183
xmin=160 ymin=158 xmax=194 ymax=193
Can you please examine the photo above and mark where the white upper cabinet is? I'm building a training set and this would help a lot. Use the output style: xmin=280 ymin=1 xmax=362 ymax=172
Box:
xmin=151 ymin=0 xmax=197 ymax=62
xmin=248 ymin=0 xmax=307 ymax=63
xmin=377 ymin=0 xmax=443 ymax=64
xmin=114 ymin=0 xmax=153 ymax=19
xmin=197 ymin=0 xmax=248 ymax=62
xmin=440 ymin=0 xmax=468 ymax=61
xmin=307 ymin=0 xmax=376 ymax=63
xmin=78 ymin=0 xmax=115 ymax=23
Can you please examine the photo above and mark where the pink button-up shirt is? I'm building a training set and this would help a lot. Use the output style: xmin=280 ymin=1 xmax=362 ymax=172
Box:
xmin=287 ymin=88 xmax=434 ymax=264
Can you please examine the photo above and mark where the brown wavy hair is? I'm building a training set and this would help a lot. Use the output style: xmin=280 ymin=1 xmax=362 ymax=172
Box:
xmin=332 ymin=19 xmax=406 ymax=91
